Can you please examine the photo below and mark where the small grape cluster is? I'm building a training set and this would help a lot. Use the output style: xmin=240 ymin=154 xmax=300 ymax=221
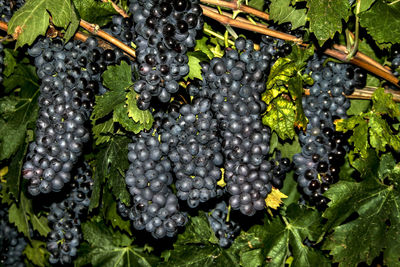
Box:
xmin=124 ymin=132 xmax=188 ymax=238
xmin=22 ymin=36 xmax=129 ymax=195
xmin=46 ymin=163 xmax=93 ymax=265
xmin=269 ymin=154 xmax=292 ymax=189
xmin=129 ymin=0 xmax=203 ymax=109
xmin=104 ymin=15 xmax=136 ymax=46
xmin=160 ymin=98 xmax=224 ymax=208
xmin=190 ymin=37 xmax=278 ymax=216
xmin=294 ymin=55 xmax=366 ymax=208
xmin=0 ymin=0 xmax=24 ymax=22
xmin=207 ymin=201 xmax=240 ymax=248
xmin=0 ymin=204 xmax=26 ymax=267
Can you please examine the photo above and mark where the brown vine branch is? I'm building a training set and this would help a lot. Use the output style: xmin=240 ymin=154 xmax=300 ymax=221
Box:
xmin=333 ymin=44 xmax=392 ymax=75
xmin=101 ymin=0 xmax=129 ymax=18
xmin=79 ymin=19 xmax=136 ymax=57
xmin=0 ymin=21 xmax=8 ymax=32
xmin=202 ymin=7 xmax=302 ymax=43
xmin=200 ymin=0 xmax=270 ymax=21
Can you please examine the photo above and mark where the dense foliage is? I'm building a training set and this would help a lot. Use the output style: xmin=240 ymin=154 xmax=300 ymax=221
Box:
xmin=0 ymin=0 xmax=400 ymax=266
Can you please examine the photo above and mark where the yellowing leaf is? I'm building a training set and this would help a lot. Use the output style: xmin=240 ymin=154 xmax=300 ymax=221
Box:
xmin=265 ymin=187 xmax=288 ymax=210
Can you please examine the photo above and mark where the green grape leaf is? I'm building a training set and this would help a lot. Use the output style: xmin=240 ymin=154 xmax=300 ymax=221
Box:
xmin=92 ymin=118 xmax=114 ymax=145
xmin=360 ymin=0 xmax=400 ymax=46
xmin=184 ymin=51 xmax=206 ymax=81
xmin=0 ymin=92 xmax=39 ymax=161
xmin=194 ymin=36 xmax=214 ymax=59
xmin=160 ymin=213 xmax=243 ymax=267
xmin=3 ymin=59 xmax=39 ymax=95
xmin=3 ymin=136 xmax=29 ymax=199
xmin=269 ymin=0 xmax=307 ymax=29
xmin=9 ymin=193 xmax=51 ymax=238
xmin=102 ymin=193 xmax=132 ymax=235
xmin=91 ymin=89 xmax=126 ymax=121
xmin=288 ymin=75 xmax=307 ymax=129
xmin=72 ymin=0 xmax=118 ymax=26
xmin=126 ymin=90 xmax=154 ymax=127
xmin=335 ymin=88 xmax=400 ymax=156
xmin=371 ymin=87 xmax=400 ymax=118
xmin=247 ymin=0 xmax=265 ymax=11
xmin=262 ymin=97 xmax=296 ymax=140
xmin=3 ymin=49 xmax=17 ymax=77
xmin=89 ymin=136 xmax=131 ymax=211
xmin=8 ymin=0 xmax=79 ymax=48
xmin=77 ymin=221 xmax=159 ymax=267
xmin=306 ymin=0 xmax=350 ymax=45
xmin=102 ymin=61 xmax=133 ymax=92
xmin=359 ymin=0 xmax=376 ymax=12
xmin=322 ymin=161 xmax=400 ymax=266
xmin=113 ymin=103 xmax=147 ymax=133
xmin=346 ymin=99 xmax=371 ymax=116
xmin=242 ymin=205 xmax=329 ymax=267
xmin=24 ymin=240 xmax=49 ymax=267
xmin=263 ymin=58 xmax=295 ymax=104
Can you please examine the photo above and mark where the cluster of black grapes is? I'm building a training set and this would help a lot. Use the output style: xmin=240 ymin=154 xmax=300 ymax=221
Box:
xmin=0 ymin=0 xmax=24 ymax=22
xmin=22 ymin=36 xmax=130 ymax=195
xmin=294 ymin=54 xmax=366 ymax=208
xmin=46 ymin=163 xmax=93 ymax=265
xmin=129 ymin=0 xmax=203 ymax=109
xmin=123 ymin=131 xmax=188 ymax=238
xmin=0 ymin=203 xmax=26 ymax=267
xmin=207 ymin=201 xmax=240 ymax=248
xmin=189 ymin=37 xmax=285 ymax=216
xmin=269 ymin=153 xmax=291 ymax=189
xmin=159 ymin=98 xmax=224 ymax=208
xmin=104 ymin=15 xmax=136 ymax=46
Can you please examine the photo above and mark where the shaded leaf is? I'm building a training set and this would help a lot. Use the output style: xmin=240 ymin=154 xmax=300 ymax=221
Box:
xmin=24 ymin=240 xmax=49 ymax=267
xmin=77 ymin=221 xmax=158 ymax=267
xmin=269 ymin=0 xmax=307 ymax=29
xmin=72 ymin=0 xmax=118 ymax=26
xmin=360 ymin=0 xmax=400 ymax=46
xmin=307 ymin=0 xmax=350 ymax=45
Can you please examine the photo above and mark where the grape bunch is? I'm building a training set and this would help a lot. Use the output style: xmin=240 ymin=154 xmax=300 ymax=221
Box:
xmin=22 ymin=36 xmax=122 ymax=195
xmin=46 ymin=163 xmax=93 ymax=265
xmin=159 ymin=98 xmax=224 ymax=208
xmin=207 ymin=201 xmax=240 ymax=248
xmin=269 ymin=153 xmax=292 ymax=189
xmin=0 ymin=0 xmax=24 ymax=22
xmin=189 ymin=37 xmax=278 ymax=216
xmin=294 ymin=55 xmax=366 ymax=208
xmin=0 ymin=205 xmax=26 ymax=267
xmin=124 ymin=131 xmax=187 ymax=238
xmin=104 ymin=15 xmax=136 ymax=46
xmin=129 ymin=0 xmax=203 ymax=109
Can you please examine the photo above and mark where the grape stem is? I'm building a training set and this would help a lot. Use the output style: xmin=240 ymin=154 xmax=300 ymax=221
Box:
xmin=200 ymin=0 xmax=270 ymax=21
xmin=79 ymin=19 xmax=136 ymax=57
xmin=346 ymin=0 xmax=361 ymax=61
xmin=101 ymin=0 xmax=129 ymax=18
